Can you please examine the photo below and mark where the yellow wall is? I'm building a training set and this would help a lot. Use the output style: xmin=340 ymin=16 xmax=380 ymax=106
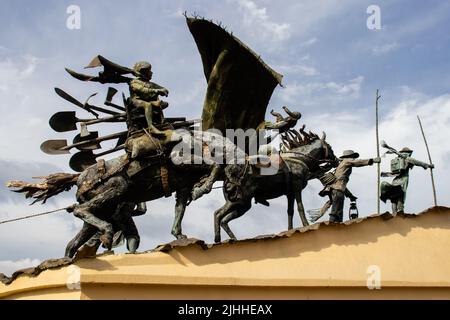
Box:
xmin=1 ymin=207 xmax=449 ymax=300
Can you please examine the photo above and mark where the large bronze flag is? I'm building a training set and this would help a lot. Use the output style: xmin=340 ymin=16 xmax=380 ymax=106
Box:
xmin=186 ymin=17 xmax=283 ymax=133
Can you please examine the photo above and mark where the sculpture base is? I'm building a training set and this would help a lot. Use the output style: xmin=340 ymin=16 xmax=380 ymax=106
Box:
xmin=1 ymin=207 xmax=449 ymax=300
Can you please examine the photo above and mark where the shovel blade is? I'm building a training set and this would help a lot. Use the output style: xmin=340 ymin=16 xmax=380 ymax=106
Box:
xmin=49 ymin=111 xmax=78 ymax=132
xmin=40 ymin=140 xmax=70 ymax=155
xmin=73 ymin=132 xmax=101 ymax=150
xmin=69 ymin=151 xmax=97 ymax=172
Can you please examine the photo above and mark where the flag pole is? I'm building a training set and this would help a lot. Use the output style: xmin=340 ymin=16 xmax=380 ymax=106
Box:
xmin=375 ymin=89 xmax=381 ymax=214
xmin=417 ymin=115 xmax=437 ymax=206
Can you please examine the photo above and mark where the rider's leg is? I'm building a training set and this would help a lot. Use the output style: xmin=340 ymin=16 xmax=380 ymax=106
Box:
xmin=144 ymin=103 xmax=165 ymax=137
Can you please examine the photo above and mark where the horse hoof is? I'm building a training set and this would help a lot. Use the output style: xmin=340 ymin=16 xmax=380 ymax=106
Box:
xmin=126 ymin=237 xmax=140 ymax=253
xmin=214 ymin=236 xmax=221 ymax=243
xmin=100 ymin=233 xmax=113 ymax=250
xmin=176 ymin=234 xmax=187 ymax=240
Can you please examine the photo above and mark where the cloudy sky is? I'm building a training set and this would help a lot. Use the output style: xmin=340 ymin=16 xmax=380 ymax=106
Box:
xmin=0 ymin=0 xmax=449 ymax=276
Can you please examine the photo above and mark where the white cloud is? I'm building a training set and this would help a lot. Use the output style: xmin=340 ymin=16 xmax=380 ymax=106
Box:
xmin=0 ymin=54 xmax=40 ymax=94
xmin=275 ymin=64 xmax=319 ymax=76
xmin=168 ymin=7 xmax=185 ymax=19
xmin=372 ymin=42 xmax=399 ymax=55
xmin=300 ymin=37 xmax=318 ymax=48
xmin=0 ymin=53 xmax=73 ymax=168
xmin=388 ymin=3 xmax=450 ymax=39
xmin=279 ymin=76 xmax=364 ymax=103
xmin=233 ymin=0 xmax=291 ymax=42
xmin=325 ymin=76 xmax=364 ymax=95
xmin=0 ymin=258 xmax=41 ymax=277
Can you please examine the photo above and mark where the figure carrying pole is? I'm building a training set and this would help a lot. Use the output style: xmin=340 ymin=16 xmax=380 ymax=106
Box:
xmin=417 ymin=115 xmax=437 ymax=207
xmin=380 ymin=140 xmax=434 ymax=215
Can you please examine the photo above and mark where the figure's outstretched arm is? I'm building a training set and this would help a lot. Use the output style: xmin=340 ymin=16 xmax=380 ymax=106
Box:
xmin=130 ymin=79 xmax=168 ymax=97
xmin=348 ymin=158 xmax=373 ymax=167
xmin=407 ymin=157 xmax=432 ymax=169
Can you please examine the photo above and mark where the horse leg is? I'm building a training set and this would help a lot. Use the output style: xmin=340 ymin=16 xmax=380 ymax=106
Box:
xmin=123 ymin=217 xmax=140 ymax=253
xmin=73 ymin=176 xmax=128 ymax=250
xmin=65 ymin=222 xmax=98 ymax=258
xmin=293 ymin=182 xmax=309 ymax=227
xmin=171 ymin=188 xmax=189 ymax=240
xmin=220 ymin=200 xmax=252 ymax=240
xmin=287 ymin=193 xmax=295 ymax=230
xmin=112 ymin=203 xmax=140 ymax=253
xmin=214 ymin=200 xmax=238 ymax=243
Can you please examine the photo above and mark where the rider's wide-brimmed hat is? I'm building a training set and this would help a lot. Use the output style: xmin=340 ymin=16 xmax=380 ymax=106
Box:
xmin=399 ymin=147 xmax=413 ymax=153
xmin=339 ymin=150 xmax=360 ymax=159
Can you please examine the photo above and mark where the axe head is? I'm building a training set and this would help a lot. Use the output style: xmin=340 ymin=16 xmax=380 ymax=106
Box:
xmin=79 ymin=122 xmax=90 ymax=137
xmin=105 ymin=87 xmax=118 ymax=104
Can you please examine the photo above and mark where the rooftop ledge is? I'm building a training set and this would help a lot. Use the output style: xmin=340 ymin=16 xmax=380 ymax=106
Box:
xmin=1 ymin=206 xmax=449 ymax=299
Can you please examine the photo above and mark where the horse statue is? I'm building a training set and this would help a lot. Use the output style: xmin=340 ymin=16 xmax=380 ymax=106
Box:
xmin=210 ymin=129 xmax=337 ymax=243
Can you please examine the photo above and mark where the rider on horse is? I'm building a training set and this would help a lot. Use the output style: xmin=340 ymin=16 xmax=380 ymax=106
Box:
xmin=129 ymin=61 xmax=169 ymax=137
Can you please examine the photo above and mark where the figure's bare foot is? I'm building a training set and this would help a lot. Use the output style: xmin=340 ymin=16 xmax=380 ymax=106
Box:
xmin=191 ymin=184 xmax=211 ymax=201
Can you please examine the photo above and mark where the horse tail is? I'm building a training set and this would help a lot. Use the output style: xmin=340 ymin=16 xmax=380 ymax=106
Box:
xmin=6 ymin=173 xmax=80 ymax=204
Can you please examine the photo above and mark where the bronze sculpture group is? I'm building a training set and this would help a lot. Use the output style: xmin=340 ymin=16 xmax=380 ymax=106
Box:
xmin=6 ymin=17 xmax=435 ymax=258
